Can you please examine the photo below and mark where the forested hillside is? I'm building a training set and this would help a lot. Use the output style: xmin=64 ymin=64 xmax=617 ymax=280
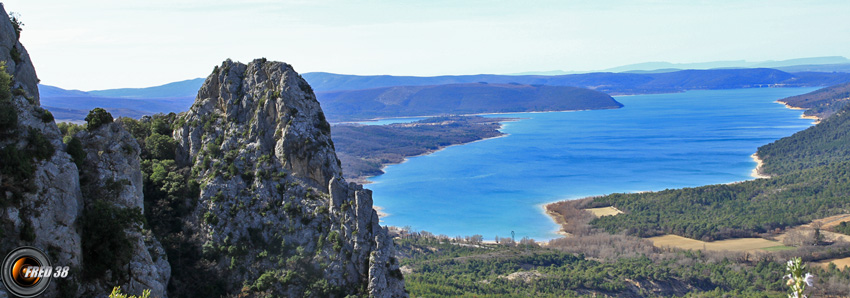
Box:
xmin=586 ymin=93 xmax=850 ymax=241
xmin=332 ymin=116 xmax=508 ymax=181
xmin=404 ymin=83 xmax=850 ymax=297
xmin=777 ymin=81 xmax=850 ymax=119
xmin=757 ymin=103 xmax=850 ymax=175
xmin=303 ymin=69 xmax=850 ymax=93
xmin=395 ymin=232 xmax=850 ymax=297
xmin=318 ymin=83 xmax=621 ymax=121
xmin=590 ymin=160 xmax=850 ymax=240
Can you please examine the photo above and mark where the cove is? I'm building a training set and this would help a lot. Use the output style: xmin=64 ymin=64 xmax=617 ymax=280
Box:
xmin=367 ymin=87 xmax=820 ymax=240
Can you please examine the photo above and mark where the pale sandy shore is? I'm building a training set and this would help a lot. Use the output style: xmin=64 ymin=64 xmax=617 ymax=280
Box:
xmin=776 ymin=100 xmax=821 ymax=124
xmin=541 ymin=204 xmax=573 ymax=237
xmin=750 ymin=153 xmax=771 ymax=179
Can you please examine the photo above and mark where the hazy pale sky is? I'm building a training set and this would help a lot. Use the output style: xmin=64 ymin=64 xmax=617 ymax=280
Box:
xmin=4 ymin=0 xmax=850 ymax=90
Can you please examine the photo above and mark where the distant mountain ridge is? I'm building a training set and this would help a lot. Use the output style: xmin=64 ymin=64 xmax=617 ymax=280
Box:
xmin=511 ymin=56 xmax=850 ymax=75
xmin=318 ymin=83 xmax=622 ymax=121
xmin=88 ymin=78 xmax=205 ymax=98
xmin=38 ymin=79 xmax=202 ymax=122
xmin=302 ymin=68 xmax=850 ymax=93
xmin=40 ymin=63 xmax=850 ymax=122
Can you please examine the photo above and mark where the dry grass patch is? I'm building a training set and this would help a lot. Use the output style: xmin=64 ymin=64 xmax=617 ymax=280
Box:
xmin=647 ymin=234 xmax=783 ymax=252
xmin=815 ymin=257 xmax=850 ymax=271
xmin=772 ymin=213 xmax=850 ymax=245
xmin=810 ymin=213 xmax=850 ymax=229
xmin=586 ymin=206 xmax=623 ymax=217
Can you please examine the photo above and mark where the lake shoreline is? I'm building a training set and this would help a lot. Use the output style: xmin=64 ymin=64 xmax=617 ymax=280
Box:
xmin=362 ymin=124 xmax=520 ymax=185
xmin=750 ymin=153 xmax=771 ymax=179
xmin=540 ymin=93 xmax=816 ymax=239
xmin=335 ymin=106 xmax=622 ymax=125
xmin=361 ymin=122 xmax=515 ymax=185
xmin=366 ymin=87 xmax=819 ymax=240
xmin=776 ymin=100 xmax=822 ymax=124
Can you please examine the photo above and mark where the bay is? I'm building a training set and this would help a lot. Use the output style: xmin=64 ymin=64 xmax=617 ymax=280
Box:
xmin=367 ymin=87 xmax=820 ymax=240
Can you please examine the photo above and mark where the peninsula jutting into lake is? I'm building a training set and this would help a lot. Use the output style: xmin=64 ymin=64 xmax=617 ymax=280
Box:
xmin=365 ymin=87 xmax=818 ymax=239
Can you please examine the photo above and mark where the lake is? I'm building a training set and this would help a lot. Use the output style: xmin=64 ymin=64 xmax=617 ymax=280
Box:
xmin=367 ymin=87 xmax=819 ymax=240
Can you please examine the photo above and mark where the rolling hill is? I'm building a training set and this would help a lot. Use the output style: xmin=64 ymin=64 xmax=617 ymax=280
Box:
xmin=318 ymin=83 xmax=622 ymax=121
xmin=777 ymin=81 xmax=850 ymax=119
xmin=39 ymin=66 xmax=850 ymax=122
xmin=302 ymin=68 xmax=850 ymax=93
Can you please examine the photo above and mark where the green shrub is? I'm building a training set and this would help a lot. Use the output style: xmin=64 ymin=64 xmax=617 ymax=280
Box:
xmin=85 ymin=108 xmax=113 ymax=131
xmin=108 ymin=286 xmax=151 ymax=298
xmin=252 ymin=270 xmax=278 ymax=292
xmin=9 ymin=46 xmax=20 ymax=63
xmin=8 ymin=12 xmax=23 ymax=40
xmin=40 ymin=109 xmax=53 ymax=123
xmin=835 ymin=221 xmax=850 ymax=236
xmin=144 ymin=133 xmax=176 ymax=160
xmin=0 ymin=62 xmax=16 ymax=131
xmin=0 ymin=145 xmax=32 ymax=181
xmin=27 ymin=128 xmax=53 ymax=160
xmin=149 ymin=117 xmax=171 ymax=136
xmin=203 ymin=211 xmax=218 ymax=225
xmin=81 ymin=199 xmax=144 ymax=281
xmin=240 ymin=169 xmax=254 ymax=182
xmin=57 ymin=122 xmax=84 ymax=139
xmin=65 ymin=137 xmax=85 ymax=168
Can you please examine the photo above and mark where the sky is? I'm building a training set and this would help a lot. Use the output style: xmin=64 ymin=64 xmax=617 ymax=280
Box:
xmin=4 ymin=0 xmax=850 ymax=90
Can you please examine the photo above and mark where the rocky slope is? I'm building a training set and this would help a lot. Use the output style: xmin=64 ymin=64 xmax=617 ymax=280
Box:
xmin=0 ymin=3 xmax=169 ymax=297
xmin=0 ymin=4 xmax=404 ymax=296
xmin=170 ymin=58 xmax=406 ymax=297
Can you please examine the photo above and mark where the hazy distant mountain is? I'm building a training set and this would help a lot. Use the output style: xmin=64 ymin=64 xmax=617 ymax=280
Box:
xmin=512 ymin=56 xmax=850 ymax=75
xmin=39 ymin=65 xmax=850 ymax=122
xmin=603 ymin=56 xmax=850 ymax=73
xmin=87 ymin=78 xmax=204 ymax=98
xmin=318 ymin=83 xmax=623 ymax=121
xmin=775 ymin=63 xmax=850 ymax=73
xmin=506 ymin=70 xmax=583 ymax=76
xmin=38 ymin=81 xmax=198 ymax=121
xmin=303 ymin=68 xmax=850 ymax=93
xmin=37 ymin=91 xmax=195 ymax=122
xmin=37 ymin=84 xmax=91 ymax=97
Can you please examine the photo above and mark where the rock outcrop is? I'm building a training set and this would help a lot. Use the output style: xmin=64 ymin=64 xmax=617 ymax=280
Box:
xmin=75 ymin=122 xmax=170 ymax=297
xmin=0 ymin=4 xmax=168 ymax=297
xmin=0 ymin=3 xmax=404 ymax=296
xmin=170 ymin=58 xmax=406 ymax=297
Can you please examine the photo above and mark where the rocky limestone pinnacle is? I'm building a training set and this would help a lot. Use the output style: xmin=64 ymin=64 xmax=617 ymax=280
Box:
xmin=171 ymin=58 xmax=406 ymax=297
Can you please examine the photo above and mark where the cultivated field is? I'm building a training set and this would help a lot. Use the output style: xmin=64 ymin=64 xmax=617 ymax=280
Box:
xmin=816 ymin=257 xmax=850 ymax=271
xmin=647 ymin=234 xmax=787 ymax=252
xmin=586 ymin=206 xmax=623 ymax=217
xmin=773 ymin=213 xmax=850 ymax=243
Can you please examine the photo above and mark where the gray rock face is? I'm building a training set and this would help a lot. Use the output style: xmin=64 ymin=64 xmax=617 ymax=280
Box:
xmin=0 ymin=4 xmax=167 ymax=297
xmin=172 ymin=59 xmax=406 ymax=297
xmin=75 ymin=123 xmax=170 ymax=298
xmin=0 ymin=3 xmax=84 ymax=297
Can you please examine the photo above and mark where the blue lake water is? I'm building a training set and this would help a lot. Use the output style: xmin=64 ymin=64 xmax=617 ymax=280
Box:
xmin=366 ymin=88 xmax=819 ymax=240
